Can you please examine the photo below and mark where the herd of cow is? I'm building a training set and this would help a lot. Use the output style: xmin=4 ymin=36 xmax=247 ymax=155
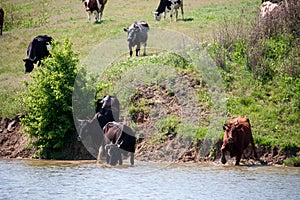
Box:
xmin=1 ymin=0 xmax=286 ymax=166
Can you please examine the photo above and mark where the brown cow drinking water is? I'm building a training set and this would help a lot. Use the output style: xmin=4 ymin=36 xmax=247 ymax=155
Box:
xmin=221 ymin=117 xmax=258 ymax=165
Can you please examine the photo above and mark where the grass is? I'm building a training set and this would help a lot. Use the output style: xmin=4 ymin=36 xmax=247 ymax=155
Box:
xmin=1 ymin=0 xmax=299 ymax=153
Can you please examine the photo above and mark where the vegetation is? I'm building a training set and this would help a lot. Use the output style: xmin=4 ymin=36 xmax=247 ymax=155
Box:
xmin=210 ymin=0 xmax=300 ymax=150
xmin=0 ymin=0 xmax=299 ymax=161
xmin=20 ymin=39 xmax=80 ymax=158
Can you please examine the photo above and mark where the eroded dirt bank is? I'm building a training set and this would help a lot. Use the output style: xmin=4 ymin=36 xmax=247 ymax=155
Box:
xmin=1 ymin=115 xmax=299 ymax=166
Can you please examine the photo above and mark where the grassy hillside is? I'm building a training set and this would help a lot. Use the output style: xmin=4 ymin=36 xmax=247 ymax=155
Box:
xmin=0 ymin=0 xmax=259 ymax=116
xmin=0 ymin=0 xmax=299 ymax=154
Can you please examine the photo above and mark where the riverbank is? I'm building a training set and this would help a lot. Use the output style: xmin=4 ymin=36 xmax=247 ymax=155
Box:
xmin=1 ymin=115 xmax=299 ymax=166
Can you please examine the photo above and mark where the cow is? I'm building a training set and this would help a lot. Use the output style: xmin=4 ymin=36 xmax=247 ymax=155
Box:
xmin=0 ymin=7 xmax=4 ymax=36
xmin=77 ymin=95 xmax=121 ymax=161
xmin=99 ymin=122 xmax=136 ymax=166
xmin=95 ymin=95 xmax=120 ymax=122
xmin=221 ymin=117 xmax=258 ymax=165
xmin=259 ymin=1 xmax=280 ymax=19
xmin=153 ymin=0 xmax=184 ymax=22
xmin=123 ymin=21 xmax=149 ymax=57
xmin=23 ymin=35 xmax=53 ymax=73
xmin=82 ymin=0 xmax=108 ymax=22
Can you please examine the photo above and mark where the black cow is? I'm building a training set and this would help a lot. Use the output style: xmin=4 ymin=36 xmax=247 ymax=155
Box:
xmin=100 ymin=122 xmax=136 ymax=166
xmin=95 ymin=95 xmax=120 ymax=123
xmin=0 ymin=7 xmax=4 ymax=36
xmin=153 ymin=0 xmax=184 ymax=22
xmin=82 ymin=0 xmax=108 ymax=22
xmin=23 ymin=35 xmax=53 ymax=73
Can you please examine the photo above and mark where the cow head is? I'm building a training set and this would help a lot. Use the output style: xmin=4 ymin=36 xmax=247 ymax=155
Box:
xmin=124 ymin=23 xmax=140 ymax=42
xmin=23 ymin=58 xmax=35 ymax=73
xmin=153 ymin=11 xmax=162 ymax=21
xmin=223 ymin=123 xmax=243 ymax=144
xmin=82 ymin=0 xmax=90 ymax=11
xmin=105 ymin=143 xmax=122 ymax=166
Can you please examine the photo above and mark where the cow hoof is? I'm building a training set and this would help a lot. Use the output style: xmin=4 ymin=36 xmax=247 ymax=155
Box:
xmin=221 ymin=157 xmax=226 ymax=164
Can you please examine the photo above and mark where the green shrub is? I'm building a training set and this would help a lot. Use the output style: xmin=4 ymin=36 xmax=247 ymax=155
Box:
xmin=21 ymin=39 xmax=79 ymax=158
xmin=284 ymin=156 xmax=300 ymax=167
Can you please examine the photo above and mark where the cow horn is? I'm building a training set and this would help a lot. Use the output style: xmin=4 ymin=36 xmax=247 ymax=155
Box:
xmin=117 ymin=140 xmax=123 ymax=148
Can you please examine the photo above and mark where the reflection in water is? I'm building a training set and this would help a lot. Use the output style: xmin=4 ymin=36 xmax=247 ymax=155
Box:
xmin=0 ymin=159 xmax=299 ymax=200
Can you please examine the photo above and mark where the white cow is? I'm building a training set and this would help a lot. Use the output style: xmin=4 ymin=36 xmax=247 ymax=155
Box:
xmin=124 ymin=21 xmax=150 ymax=57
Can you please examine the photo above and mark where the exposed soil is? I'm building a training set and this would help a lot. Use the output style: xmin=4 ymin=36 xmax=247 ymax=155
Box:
xmin=1 ymin=75 xmax=299 ymax=166
xmin=0 ymin=111 xmax=299 ymax=165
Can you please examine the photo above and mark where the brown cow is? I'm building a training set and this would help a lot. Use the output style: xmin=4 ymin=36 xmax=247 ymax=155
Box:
xmin=221 ymin=117 xmax=258 ymax=165
xmin=82 ymin=0 xmax=108 ymax=22
xmin=0 ymin=7 xmax=4 ymax=36
xmin=97 ymin=122 xmax=136 ymax=166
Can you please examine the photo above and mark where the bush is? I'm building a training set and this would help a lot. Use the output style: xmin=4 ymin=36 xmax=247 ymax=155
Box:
xmin=21 ymin=39 xmax=79 ymax=158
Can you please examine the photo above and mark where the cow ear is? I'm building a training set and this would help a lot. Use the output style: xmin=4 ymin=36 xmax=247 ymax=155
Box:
xmin=123 ymin=28 xmax=128 ymax=32
xmin=223 ymin=125 xmax=227 ymax=131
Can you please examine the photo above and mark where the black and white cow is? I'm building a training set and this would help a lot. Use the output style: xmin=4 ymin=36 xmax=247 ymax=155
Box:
xmin=82 ymin=0 xmax=108 ymax=22
xmin=0 ymin=7 xmax=4 ymax=36
xmin=23 ymin=35 xmax=53 ymax=73
xmin=124 ymin=21 xmax=149 ymax=57
xmin=153 ymin=0 xmax=184 ymax=22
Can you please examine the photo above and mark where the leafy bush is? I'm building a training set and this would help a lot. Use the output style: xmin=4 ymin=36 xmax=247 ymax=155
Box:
xmin=21 ymin=39 xmax=79 ymax=158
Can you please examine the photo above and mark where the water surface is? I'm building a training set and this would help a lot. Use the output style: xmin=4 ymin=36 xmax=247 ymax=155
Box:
xmin=0 ymin=159 xmax=299 ymax=200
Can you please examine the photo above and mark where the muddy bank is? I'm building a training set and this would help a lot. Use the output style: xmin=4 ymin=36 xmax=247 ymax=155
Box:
xmin=1 ymin=115 xmax=299 ymax=166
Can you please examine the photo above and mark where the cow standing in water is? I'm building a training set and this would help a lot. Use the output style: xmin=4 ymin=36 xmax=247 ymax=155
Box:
xmin=0 ymin=7 xmax=4 ymax=36
xmin=124 ymin=21 xmax=149 ymax=57
xmin=82 ymin=0 xmax=108 ymax=22
xmin=221 ymin=117 xmax=258 ymax=165
xmin=23 ymin=35 xmax=53 ymax=73
xmin=100 ymin=122 xmax=136 ymax=166
xmin=153 ymin=0 xmax=184 ymax=22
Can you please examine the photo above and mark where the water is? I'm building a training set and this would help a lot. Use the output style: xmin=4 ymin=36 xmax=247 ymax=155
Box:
xmin=0 ymin=159 xmax=299 ymax=200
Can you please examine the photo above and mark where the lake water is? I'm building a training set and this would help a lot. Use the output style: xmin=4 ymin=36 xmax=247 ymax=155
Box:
xmin=0 ymin=159 xmax=299 ymax=200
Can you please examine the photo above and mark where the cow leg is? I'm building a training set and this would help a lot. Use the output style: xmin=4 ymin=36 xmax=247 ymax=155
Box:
xmin=221 ymin=147 xmax=227 ymax=164
xmin=170 ymin=9 xmax=174 ymax=22
xmin=181 ymin=4 xmax=184 ymax=20
xmin=235 ymin=150 xmax=242 ymax=165
xmin=95 ymin=11 xmax=99 ymax=22
xmin=175 ymin=9 xmax=178 ymax=21
xmin=96 ymin=145 xmax=104 ymax=164
xmin=87 ymin=11 xmax=91 ymax=21
xmin=129 ymin=45 xmax=133 ymax=57
xmin=143 ymin=43 xmax=147 ymax=56
xmin=130 ymin=152 xmax=134 ymax=166
xmin=136 ymin=43 xmax=141 ymax=56
xmin=119 ymin=154 xmax=123 ymax=165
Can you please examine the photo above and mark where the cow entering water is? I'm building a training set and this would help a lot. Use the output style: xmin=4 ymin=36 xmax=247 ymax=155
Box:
xmin=124 ymin=21 xmax=149 ymax=57
xmin=100 ymin=122 xmax=136 ymax=166
xmin=77 ymin=95 xmax=136 ymax=166
xmin=221 ymin=117 xmax=258 ymax=165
